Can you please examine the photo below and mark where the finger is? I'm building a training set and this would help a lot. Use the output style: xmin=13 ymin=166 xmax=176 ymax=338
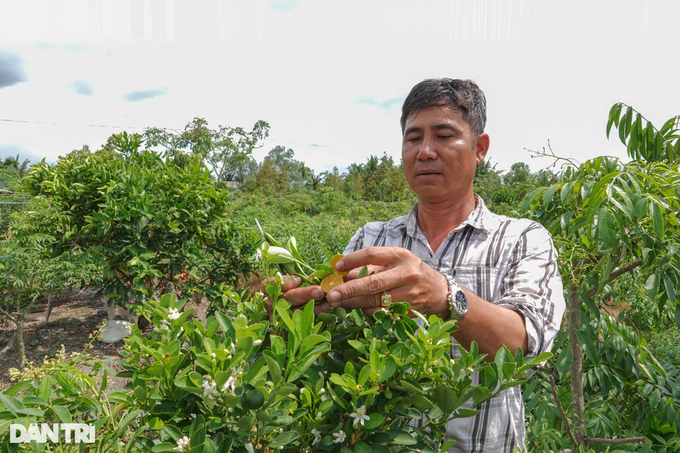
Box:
xmin=283 ymin=285 xmax=325 ymax=307
xmin=362 ymin=307 xmax=383 ymax=317
xmin=280 ymin=275 xmax=302 ymax=292
xmin=327 ymin=268 xmax=404 ymax=305
xmin=335 ymin=293 xmax=382 ymax=311
xmin=343 ymin=264 xmax=383 ymax=282
xmin=314 ymin=301 xmax=331 ymax=315
xmin=333 ymin=247 xmax=408 ymax=273
xmin=288 ymin=299 xmax=330 ymax=315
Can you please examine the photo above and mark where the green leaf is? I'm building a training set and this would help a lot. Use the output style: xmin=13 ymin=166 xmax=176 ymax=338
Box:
xmin=556 ymin=346 xmax=573 ymax=380
xmin=606 ymin=102 xmax=622 ymax=138
xmin=38 ymin=375 xmax=52 ymax=401
xmin=597 ymin=209 xmax=617 ymax=249
xmin=542 ymin=183 xmax=561 ymax=210
xmin=263 ymin=352 xmax=282 ymax=386
xmin=652 ymin=202 xmax=665 ymax=241
xmin=620 ymin=106 xmax=633 ymax=145
xmin=664 ymin=277 xmax=676 ymax=302
xmin=378 ymin=358 xmax=397 ymax=383
xmin=268 ymin=431 xmax=299 ymax=448
xmin=575 ymin=331 xmax=600 ymax=366
xmin=3 ymin=380 xmax=33 ymax=397
xmin=645 ymin=274 xmax=660 ymax=301
xmin=634 ymin=198 xmax=648 ymax=219
xmin=455 ymin=408 xmax=480 ymax=418
xmin=353 ymin=442 xmax=372 ymax=453
xmin=382 ymin=429 xmax=417 ymax=445
xmin=581 ymin=292 xmax=601 ymax=319
xmin=434 ymin=384 xmax=457 ymax=413
xmin=401 ymin=395 xmax=434 ymax=409
xmin=362 ymin=413 xmax=384 ymax=430
xmin=649 ymin=389 xmax=661 ymax=410
xmin=51 ymin=405 xmax=72 ymax=423
xmin=521 ymin=187 xmax=545 ymax=213
xmin=560 ymin=181 xmax=574 ymax=204
xmin=161 ymin=424 xmax=182 ymax=442
xmin=358 ymin=363 xmax=372 ymax=386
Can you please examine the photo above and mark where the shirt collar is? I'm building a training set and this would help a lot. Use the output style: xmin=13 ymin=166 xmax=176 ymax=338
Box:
xmin=405 ymin=194 xmax=494 ymax=238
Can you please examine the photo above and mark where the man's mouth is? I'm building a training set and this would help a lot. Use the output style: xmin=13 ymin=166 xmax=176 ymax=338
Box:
xmin=416 ymin=170 xmax=441 ymax=176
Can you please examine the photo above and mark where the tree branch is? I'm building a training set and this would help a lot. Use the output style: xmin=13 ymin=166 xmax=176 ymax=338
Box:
xmin=588 ymin=436 xmax=646 ymax=444
xmin=0 ymin=304 xmax=17 ymax=323
xmin=586 ymin=258 xmax=643 ymax=298
xmin=549 ymin=374 xmax=578 ymax=448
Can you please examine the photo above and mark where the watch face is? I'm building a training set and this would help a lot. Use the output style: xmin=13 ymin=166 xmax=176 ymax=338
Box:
xmin=454 ymin=290 xmax=468 ymax=313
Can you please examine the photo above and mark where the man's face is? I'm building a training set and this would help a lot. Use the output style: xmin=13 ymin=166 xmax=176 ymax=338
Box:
xmin=401 ymin=105 xmax=488 ymax=205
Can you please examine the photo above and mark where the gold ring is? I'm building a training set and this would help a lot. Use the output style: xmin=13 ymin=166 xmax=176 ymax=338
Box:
xmin=381 ymin=291 xmax=392 ymax=307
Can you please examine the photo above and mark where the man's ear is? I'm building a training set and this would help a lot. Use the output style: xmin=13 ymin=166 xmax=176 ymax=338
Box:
xmin=475 ymin=133 xmax=490 ymax=164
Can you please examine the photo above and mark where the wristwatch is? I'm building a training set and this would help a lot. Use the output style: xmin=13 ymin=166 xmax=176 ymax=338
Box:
xmin=441 ymin=271 xmax=468 ymax=321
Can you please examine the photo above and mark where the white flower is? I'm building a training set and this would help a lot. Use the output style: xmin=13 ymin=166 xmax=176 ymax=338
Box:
xmin=333 ymin=430 xmax=346 ymax=444
xmin=230 ymin=343 xmax=237 ymax=354
xmin=350 ymin=405 xmax=370 ymax=426
xmin=253 ymin=339 xmax=262 ymax=346
xmin=318 ymin=388 xmax=325 ymax=394
xmin=155 ymin=320 xmax=170 ymax=332
xmin=311 ymin=429 xmax=321 ymax=445
xmin=168 ymin=308 xmax=181 ymax=320
xmin=176 ymin=436 xmax=190 ymax=452
xmin=221 ymin=375 xmax=237 ymax=394
xmin=254 ymin=249 xmax=263 ymax=262
xmin=317 ymin=412 xmax=323 ymax=418
xmin=202 ymin=380 xmax=218 ymax=399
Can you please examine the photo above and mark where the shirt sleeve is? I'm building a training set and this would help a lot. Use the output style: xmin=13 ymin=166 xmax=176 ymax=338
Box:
xmin=495 ymin=223 xmax=566 ymax=360
xmin=343 ymin=227 xmax=366 ymax=255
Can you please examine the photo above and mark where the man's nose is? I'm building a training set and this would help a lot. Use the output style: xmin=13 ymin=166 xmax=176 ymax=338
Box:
xmin=417 ymin=136 xmax=437 ymax=160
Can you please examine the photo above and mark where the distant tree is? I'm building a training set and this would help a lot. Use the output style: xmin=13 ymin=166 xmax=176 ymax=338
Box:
xmin=143 ymin=117 xmax=270 ymax=183
xmin=503 ymin=161 xmax=533 ymax=190
xmin=343 ymin=163 xmax=365 ymax=200
xmin=0 ymin=154 xmax=31 ymax=190
xmin=473 ymin=159 xmax=504 ymax=206
xmin=255 ymin=157 xmax=288 ymax=197
xmin=321 ymin=166 xmax=343 ymax=192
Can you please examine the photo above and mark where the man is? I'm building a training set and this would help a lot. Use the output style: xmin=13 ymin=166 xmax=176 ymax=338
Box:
xmin=281 ymin=78 xmax=565 ymax=452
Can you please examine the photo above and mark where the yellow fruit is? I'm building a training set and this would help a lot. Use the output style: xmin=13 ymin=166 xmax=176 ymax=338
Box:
xmin=321 ymin=274 xmax=343 ymax=293
xmin=330 ymin=254 xmax=348 ymax=277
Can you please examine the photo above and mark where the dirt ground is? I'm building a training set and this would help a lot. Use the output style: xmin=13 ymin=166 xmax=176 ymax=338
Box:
xmin=0 ymin=289 xmax=209 ymax=392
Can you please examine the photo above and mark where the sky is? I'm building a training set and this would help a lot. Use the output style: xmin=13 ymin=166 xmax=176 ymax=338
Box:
xmin=1 ymin=0 xmax=679 ymax=177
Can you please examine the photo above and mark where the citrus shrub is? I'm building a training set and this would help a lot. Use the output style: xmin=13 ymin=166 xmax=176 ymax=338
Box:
xmin=113 ymin=236 xmax=552 ymax=452
xmin=21 ymin=133 xmax=255 ymax=309
xmin=0 ymin=340 xmax=141 ymax=452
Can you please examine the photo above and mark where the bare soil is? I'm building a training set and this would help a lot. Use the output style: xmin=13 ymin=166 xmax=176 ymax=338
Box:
xmin=0 ymin=289 xmax=210 ymax=392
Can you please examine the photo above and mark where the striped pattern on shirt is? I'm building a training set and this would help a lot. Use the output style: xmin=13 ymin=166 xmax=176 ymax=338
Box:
xmin=344 ymin=196 xmax=566 ymax=453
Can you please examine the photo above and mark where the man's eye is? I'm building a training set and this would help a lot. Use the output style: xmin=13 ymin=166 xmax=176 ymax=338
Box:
xmin=406 ymin=137 xmax=421 ymax=143
xmin=438 ymin=135 xmax=452 ymax=140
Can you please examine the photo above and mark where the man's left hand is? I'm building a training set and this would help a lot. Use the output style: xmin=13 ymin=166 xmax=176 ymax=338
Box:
xmin=326 ymin=246 xmax=449 ymax=317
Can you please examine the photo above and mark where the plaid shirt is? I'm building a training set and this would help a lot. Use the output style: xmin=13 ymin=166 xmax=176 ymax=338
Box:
xmin=344 ymin=196 xmax=565 ymax=452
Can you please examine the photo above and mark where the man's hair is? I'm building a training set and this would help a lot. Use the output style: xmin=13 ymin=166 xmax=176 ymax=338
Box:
xmin=400 ymin=78 xmax=487 ymax=138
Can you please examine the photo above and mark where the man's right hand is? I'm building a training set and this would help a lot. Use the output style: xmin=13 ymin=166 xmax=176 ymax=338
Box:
xmin=264 ymin=263 xmax=382 ymax=316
